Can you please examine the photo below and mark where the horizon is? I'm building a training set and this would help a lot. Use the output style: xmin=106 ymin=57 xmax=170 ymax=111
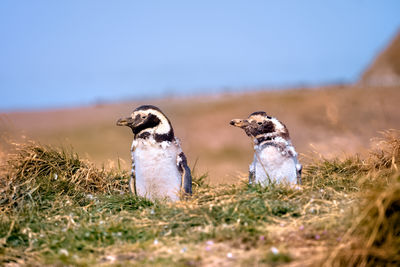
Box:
xmin=1 ymin=1 xmax=400 ymax=111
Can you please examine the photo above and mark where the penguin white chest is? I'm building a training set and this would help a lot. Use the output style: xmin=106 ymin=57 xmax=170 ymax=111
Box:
xmin=133 ymin=142 xmax=181 ymax=201
xmin=252 ymin=145 xmax=297 ymax=185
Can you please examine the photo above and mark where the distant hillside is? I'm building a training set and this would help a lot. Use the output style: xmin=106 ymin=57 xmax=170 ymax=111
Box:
xmin=361 ymin=30 xmax=400 ymax=86
xmin=2 ymin=85 xmax=400 ymax=183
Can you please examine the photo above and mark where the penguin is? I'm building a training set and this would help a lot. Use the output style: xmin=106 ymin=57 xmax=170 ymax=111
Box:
xmin=230 ymin=111 xmax=302 ymax=186
xmin=117 ymin=105 xmax=192 ymax=201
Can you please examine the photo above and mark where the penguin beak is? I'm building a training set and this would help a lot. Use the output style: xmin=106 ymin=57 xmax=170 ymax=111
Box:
xmin=230 ymin=119 xmax=250 ymax=128
xmin=116 ymin=117 xmax=135 ymax=127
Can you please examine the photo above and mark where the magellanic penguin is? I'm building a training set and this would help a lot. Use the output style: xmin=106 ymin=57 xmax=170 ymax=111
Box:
xmin=117 ymin=105 xmax=192 ymax=201
xmin=230 ymin=111 xmax=302 ymax=186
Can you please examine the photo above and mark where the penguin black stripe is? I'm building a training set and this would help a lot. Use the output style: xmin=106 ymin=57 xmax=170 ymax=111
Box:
xmin=155 ymin=131 xmax=174 ymax=142
xmin=134 ymin=104 xmax=163 ymax=112
xmin=250 ymin=111 xmax=267 ymax=116
xmin=137 ymin=132 xmax=151 ymax=139
xmin=256 ymin=135 xmax=273 ymax=144
xmin=132 ymin=113 xmax=161 ymax=135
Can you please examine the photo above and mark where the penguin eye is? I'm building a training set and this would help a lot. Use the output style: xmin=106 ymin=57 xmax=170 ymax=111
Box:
xmin=141 ymin=115 xmax=146 ymax=119
xmin=257 ymin=122 xmax=262 ymax=125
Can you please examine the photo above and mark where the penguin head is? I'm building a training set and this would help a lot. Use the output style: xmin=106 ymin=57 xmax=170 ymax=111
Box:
xmin=230 ymin=111 xmax=289 ymax=140
xmin=117 ymin=105 xmax=174 ymax=141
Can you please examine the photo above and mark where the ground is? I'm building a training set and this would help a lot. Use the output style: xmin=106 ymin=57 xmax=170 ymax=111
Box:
xmin=0 ymin=85 xmax=399 ymax=266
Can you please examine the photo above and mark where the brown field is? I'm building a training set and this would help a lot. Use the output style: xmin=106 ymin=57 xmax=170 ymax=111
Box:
xmin=1 ymin=84 xmax=400 ymax=266
xmin=1 ymin=84 xmax=400 ymax=183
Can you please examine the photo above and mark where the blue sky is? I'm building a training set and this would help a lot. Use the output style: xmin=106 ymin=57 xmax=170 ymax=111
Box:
xmin=1 ymin=1 xmax=399 ymax=111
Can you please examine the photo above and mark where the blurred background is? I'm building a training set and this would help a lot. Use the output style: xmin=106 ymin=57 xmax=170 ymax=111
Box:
xmin=1 ymin=1 xmax=400 ymax=183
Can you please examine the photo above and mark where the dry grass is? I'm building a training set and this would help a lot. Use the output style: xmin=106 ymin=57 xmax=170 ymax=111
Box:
xmin=0 ymin=142 xmax=129 ymax=212
xmin=323 ymin=130 xmax=400 ymax=267
xmin=0 ymin=131 xmax=399 ymax=266
xmin=324 ymin=175 xmax=400 ymax=267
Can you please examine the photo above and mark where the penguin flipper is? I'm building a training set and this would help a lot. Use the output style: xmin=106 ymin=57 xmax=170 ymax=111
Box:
xmin=177 ymin=152 xmax=192 ymax=197
xmin=296 ymin=163 xmax=302 ymax=185
xmin=249 ymin=170 xmax=255 ymax=185
xmin=287 ymin=147 xmax=302 ymax=185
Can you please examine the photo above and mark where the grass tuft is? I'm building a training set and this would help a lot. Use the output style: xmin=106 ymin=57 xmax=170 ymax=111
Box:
xmin=325 ymin=174 xmax=400 ymax=266
xmin=0 ymin=142 xmax=129 ymax=211
xmin=368 ymin=129 xmax=400 ymax=170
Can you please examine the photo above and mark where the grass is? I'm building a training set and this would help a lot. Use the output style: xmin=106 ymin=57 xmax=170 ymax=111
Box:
xmin=0 ymin=131 xmax=399 ymax=266
xmin=323 ymin=130 xmax=400 ymax=266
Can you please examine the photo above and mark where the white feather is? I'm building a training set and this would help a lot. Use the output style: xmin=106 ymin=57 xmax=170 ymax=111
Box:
xmin=132 ymin=138 xmax=182 ymax=201
xmin=252 ymin=144 xmax=298 ymax=185
xmin=270 ymin=117 xmax=285 ymax=133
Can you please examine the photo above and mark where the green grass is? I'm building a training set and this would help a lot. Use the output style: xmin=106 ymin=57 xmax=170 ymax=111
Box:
xmin=1 ymin=131 xmax=399 ymax=266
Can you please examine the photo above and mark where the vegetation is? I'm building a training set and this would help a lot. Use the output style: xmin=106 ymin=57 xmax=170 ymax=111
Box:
xmin=0 ymin=131 xmax=399 ymax=266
